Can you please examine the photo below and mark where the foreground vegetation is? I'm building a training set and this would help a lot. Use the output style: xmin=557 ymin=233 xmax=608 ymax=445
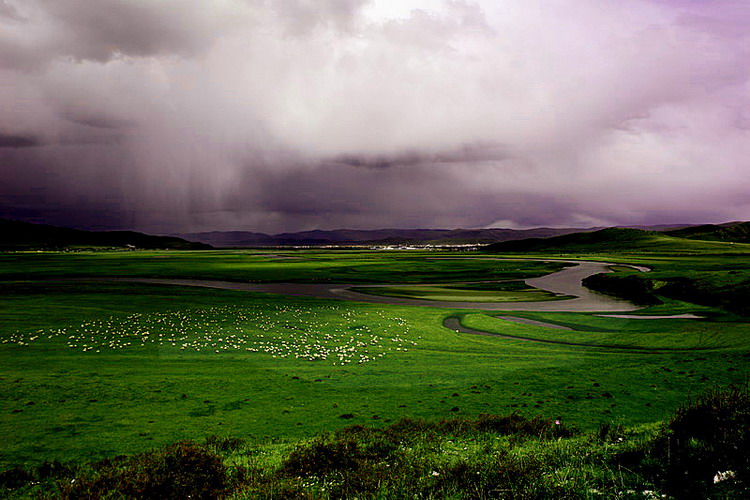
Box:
xmin=2 ymin=385 xmax=748 ymax=499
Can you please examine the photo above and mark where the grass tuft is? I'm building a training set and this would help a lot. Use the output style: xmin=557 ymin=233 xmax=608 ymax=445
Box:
xmin=59 ymin=441 xmax=227 ymax=499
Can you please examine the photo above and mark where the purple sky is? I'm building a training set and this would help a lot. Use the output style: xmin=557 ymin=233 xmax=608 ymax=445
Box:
xmin=2 ymin=0 xmax=749 ymax=233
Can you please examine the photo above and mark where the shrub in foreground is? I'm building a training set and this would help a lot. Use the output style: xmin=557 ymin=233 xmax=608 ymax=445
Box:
xmin=653 ymin=384 xmax=750 ymax=498
xmin=270 ymin=413 xmax=575 ymax=498
xmin=59 ymin=441 xmax=227 ymax=499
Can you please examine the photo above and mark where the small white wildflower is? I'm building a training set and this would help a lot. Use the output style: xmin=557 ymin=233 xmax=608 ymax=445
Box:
xmin=713 ymin=470 xmax=735 ymax=483
xmin=431 ymin=471 xmax=440 ymax=476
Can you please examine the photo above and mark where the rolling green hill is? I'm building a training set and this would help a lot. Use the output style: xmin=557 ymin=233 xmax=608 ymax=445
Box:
xmin=484 ymin=228 xmax=658 ymax=252
xmin=484 ymin=227 xmax=750 ymax=254
xmin=0 ymin=219 xmax=212 ymax=250
xmin=664 ymin=221 xmax=750 ymax=243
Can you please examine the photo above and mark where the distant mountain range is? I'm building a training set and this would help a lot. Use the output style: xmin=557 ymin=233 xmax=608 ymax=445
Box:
xmin=3 ymin=218 xmax=748 ymax=250
xmin=176 ymin=228 xmax=594 ymax=247
xmin=0 ymin=219 xmax=212 ymax=250
xmin=177 ymin=224 xmax=696 ymax=247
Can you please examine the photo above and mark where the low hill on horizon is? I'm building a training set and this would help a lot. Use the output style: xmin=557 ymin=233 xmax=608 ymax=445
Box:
xmin=484 ymin=226 xmax=750 ymax=254
xmin=663 ymin=221 xmax=750 ymax=243
xmin=484 ymin=227 xmax=660 ymax=252
xmin=0 ymin=219 xmax=212 ymax=250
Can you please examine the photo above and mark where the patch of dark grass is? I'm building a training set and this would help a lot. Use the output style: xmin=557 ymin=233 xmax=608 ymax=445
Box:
xmin=272 ymin=413 xmax=578 ymax=498
xmin=649 ymin=384 xmax=750 ymax=498
xmin=0 ymin=460 xmax=74 ymax=495
xmin=377 ymin=412 xmax=576 ymax=442
xmin=593 ymin=421 xmax=626 ymax=443
xmin=277 ymin=431 xmax=395 ymax=498
xmin=0 ymin=466 xmax=33 ymax=491
xmin=58 ymin=441 xmax=227 ymax=499
xmin=425 ymin=452 xmax=555 ymax=499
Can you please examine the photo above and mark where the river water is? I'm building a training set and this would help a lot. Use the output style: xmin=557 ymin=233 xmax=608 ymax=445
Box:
xmin=121 ymin=258 xmax=647 ymax=312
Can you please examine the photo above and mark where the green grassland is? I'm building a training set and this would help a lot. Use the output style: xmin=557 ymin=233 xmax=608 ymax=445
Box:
xmin=0 ymin=250 xmax=568 ymax=283
xmin=1 ymin=240 xmax=749 ymax=497
xmin=485 ymin=227 xmax=750 ymax=256
xmin=350 ymin=281 xmax=569 ymax=302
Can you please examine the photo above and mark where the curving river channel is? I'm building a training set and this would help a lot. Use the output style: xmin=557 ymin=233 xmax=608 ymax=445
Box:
xmin=122 ymin=258 xmax=650 ymax=313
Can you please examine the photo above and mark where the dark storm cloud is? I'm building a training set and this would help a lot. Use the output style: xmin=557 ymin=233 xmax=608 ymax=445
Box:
xmin=332 ymin=152 xmax=424 ymax=170
xmin=331 ymin=143 xmax=507 ymax=169
xmin=2 ymin=0 xmax=750 ymax=233
xmin=62 ymin=112 xmax=136 ymax=130
xmin=0 ymin=133 xmax=41 ymax=148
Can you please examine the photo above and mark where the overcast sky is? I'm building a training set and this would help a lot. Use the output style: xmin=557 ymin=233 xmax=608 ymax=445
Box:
xmin=2 ymin=0 xmax=749 ymax=233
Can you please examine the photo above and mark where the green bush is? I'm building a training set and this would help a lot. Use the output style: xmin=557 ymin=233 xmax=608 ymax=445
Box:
xmin=582 ymin=273 xmax=662 ymax=305
xmin=280 ymin=436 xmax=387 ymax=477
xmin=660 ymin=278 xmax=750 ymax=317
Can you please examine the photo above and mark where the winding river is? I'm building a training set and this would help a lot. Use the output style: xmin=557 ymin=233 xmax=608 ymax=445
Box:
xmin=121 ymin=258 xmax=649 ymax=313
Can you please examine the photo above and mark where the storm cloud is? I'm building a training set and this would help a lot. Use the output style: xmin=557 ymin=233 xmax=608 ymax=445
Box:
xmin=2 ymin=0 xmax=749 ymax=232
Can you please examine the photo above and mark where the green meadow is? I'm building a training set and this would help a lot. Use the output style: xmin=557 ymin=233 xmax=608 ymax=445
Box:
xmin=1 ymin=242 xmax=749 ymax=497
xmin=350 ymin=281 xmax=568 ymax=302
